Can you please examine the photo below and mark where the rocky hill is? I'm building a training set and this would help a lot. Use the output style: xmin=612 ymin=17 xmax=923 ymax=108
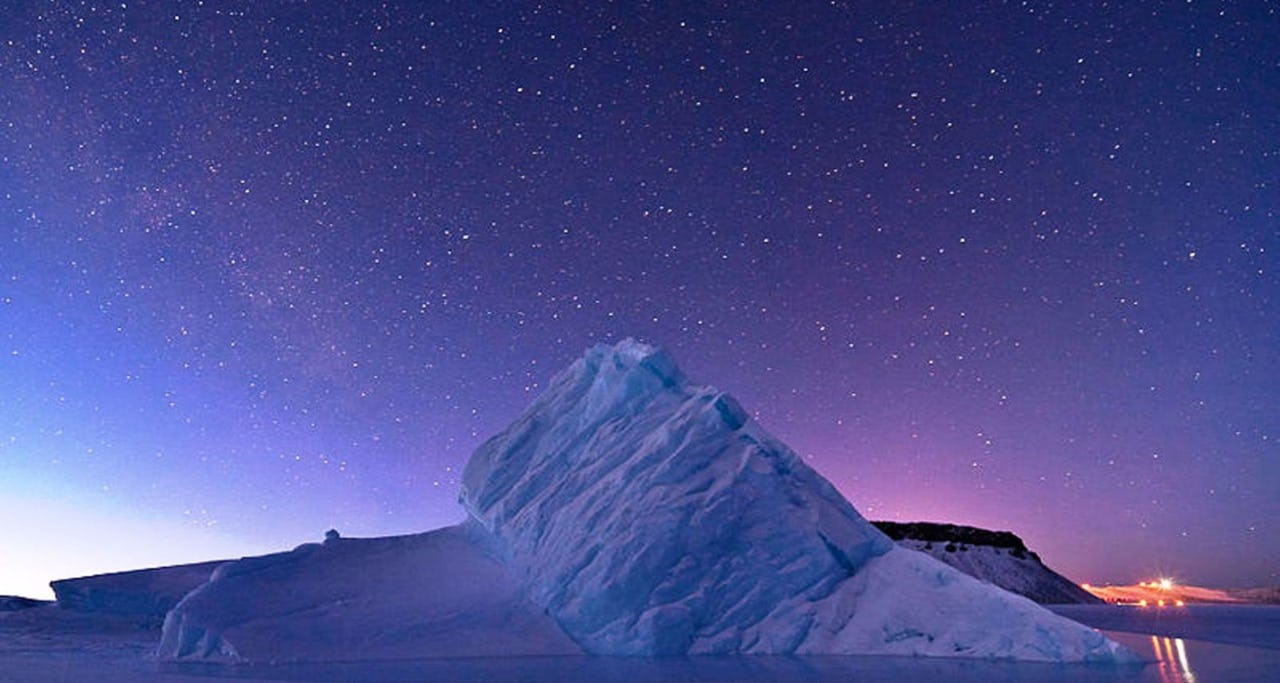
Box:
xmin=873 ymin=521 xmax=1101 ymax=604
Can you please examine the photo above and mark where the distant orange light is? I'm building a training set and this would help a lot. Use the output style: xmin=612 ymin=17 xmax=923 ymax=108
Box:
xmin=1159 ymin=578 xmax=1174 ymax=590
xmin=1080 ymin=583 xmax=1092 ymax=589
xmin=1138 ymin=599 xmax=1148 ymax=607
xmin=1175 ymin=600 xmax=1185 ymax=607
xmin=1158 ymin=599 xmax=1166 ymax=607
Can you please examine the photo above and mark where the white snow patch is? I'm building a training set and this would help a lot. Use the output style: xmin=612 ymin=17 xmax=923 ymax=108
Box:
xmin=460 ymin=339 xmax=893 ymax=655
xmin=797 ymin=547 xmax=1128 ymax=660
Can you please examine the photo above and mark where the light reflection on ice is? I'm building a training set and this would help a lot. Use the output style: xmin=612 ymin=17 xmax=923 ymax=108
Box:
xmin=10 ymin=605 xmax=1280 ymax=683
xmin=1148 ymin=635 xmax=1195 ymax=683
xmin=154 ymin=631 xmax=1280 ymax=683
xmin=1174 ymin=639 xmax=1194 ymax=681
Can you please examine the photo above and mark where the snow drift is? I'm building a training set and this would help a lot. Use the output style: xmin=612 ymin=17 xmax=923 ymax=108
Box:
xmin=158 ymin=339 xmax=1132 ymax=662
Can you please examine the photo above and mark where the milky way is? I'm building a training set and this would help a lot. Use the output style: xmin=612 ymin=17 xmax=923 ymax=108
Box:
xmin=1 ymin=1 xmax=1275 ymax=597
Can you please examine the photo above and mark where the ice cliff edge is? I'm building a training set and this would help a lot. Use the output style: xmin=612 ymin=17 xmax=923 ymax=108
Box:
xmin=158 ymin=339 xmax=1133 ymax=662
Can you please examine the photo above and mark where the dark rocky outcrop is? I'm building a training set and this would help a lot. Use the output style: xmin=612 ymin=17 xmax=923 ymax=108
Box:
xmin=873 ymin=521 xmax=1101 ymax=605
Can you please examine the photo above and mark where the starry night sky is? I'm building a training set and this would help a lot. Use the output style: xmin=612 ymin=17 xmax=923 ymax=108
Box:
xmin=1 ymin=1 xmax=1276 ymax=598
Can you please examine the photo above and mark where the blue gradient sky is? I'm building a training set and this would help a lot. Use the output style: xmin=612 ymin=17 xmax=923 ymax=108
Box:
xmin=1 ymin=1 xmax=1276 ymax=599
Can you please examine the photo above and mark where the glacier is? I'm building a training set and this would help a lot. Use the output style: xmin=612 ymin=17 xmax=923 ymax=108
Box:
xmin=158 ymin=339 xmax=1132 ymax=662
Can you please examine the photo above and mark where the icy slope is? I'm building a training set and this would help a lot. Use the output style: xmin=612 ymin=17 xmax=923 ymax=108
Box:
xmin=158 ymin=339 xmax=1131 ymax=663
xmin=0 ymin=596 xmax=49 ymax=611
xmin=460 ymin=339 xmax=1129 ymax=660
xmin=157 ymin=525 xmax=579 ymax=661
xmin=51 ymin=560 xmax=227 ymax=619
xmin=797 ymin=546 xmax=1117 ymax=659
xmin=873 ymin=521 xmax=1101 ymax=604
xmin=460 ymin=340 xmax=894 ymax=655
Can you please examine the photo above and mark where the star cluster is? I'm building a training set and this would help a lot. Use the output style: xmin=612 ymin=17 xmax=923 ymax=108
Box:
xmin=1 ymin=1 xmax=1275 ymax=597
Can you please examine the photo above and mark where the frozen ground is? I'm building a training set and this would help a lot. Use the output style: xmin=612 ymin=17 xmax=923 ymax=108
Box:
xmin=2 ymin=604 xmax=1277 ymax=682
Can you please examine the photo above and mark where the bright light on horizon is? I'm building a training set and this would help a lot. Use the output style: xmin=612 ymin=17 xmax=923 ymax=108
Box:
xmin=0 ymin=493 xmax=275 ymax=599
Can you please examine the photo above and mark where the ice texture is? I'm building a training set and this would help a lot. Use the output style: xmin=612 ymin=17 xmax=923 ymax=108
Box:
xmin=460 ymin=339 xmax=895 ymax=654
xmin=796 ymin=546 xmax=1123 ymax=659
xmin=0 ymin=596 xmax=50 ymax=611
xmin=157 ymin=525 xmax=579 ymax=661
xmin=50 ymin=561 xmax=226 ymax=619
xmin=459 ymin=339 xmax=1129 ymax=660
xmin=158 ymin=339 xmax=1133 ymax=663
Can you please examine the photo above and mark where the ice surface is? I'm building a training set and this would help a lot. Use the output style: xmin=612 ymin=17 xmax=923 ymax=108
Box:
xmin=157 ymin=525 xmax=579 ymax=661
xmin=460 ymin=339 xmax=895 ymax=655
xmin=795 ymin=546 xmax=1124 ymax=659
xmin=158 ymin=339 xmax=1133 ymax=663
xmin=0 ymin=595 xmax=50 ymax=611
xmin=460 ymin=339 xmax=1129 ymax=660
xmin=50 ymin=561 xmax=226 ymax=619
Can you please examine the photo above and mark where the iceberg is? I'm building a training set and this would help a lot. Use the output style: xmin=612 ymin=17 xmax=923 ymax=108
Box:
xmin=50 ymin=561 xmax=226 ymax=620
xmin=459 ymin=341 xmax=895 ymax=654
xmin=157 ymin=525 xmax=579 ymax=661
xmin=158 ymin=339 xmax=1132 ymax=662
xmin=458 ymin=339 xmax=1126 ymax=659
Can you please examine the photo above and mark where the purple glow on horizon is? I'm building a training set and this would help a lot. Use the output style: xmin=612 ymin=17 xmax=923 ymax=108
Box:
xmin=0 ymin=1 xmax=1275 ymax=596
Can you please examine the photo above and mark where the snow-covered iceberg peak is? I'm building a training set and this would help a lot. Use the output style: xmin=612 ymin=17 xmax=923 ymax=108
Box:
xmin=460 ymin=339 xmax=896 ymax=654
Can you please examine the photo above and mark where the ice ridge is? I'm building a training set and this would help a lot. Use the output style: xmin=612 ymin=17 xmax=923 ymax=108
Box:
xmin=461 ymin=339 xmax=895 ymax=654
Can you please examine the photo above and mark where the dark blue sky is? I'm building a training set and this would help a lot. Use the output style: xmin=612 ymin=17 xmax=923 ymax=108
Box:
xmin=1 ymin=1 xmax=1276 ymax=598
